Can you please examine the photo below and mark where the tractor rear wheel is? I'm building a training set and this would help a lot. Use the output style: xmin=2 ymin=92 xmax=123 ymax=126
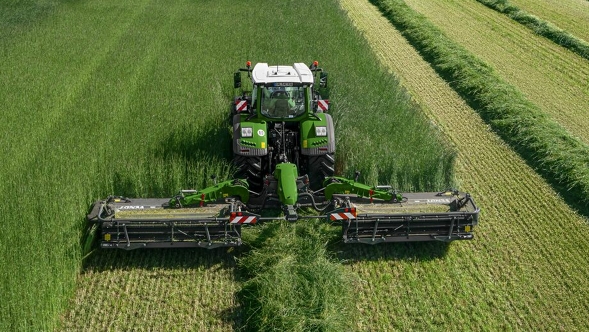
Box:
xmin=307 ymin=153 xmax=335 ymax=190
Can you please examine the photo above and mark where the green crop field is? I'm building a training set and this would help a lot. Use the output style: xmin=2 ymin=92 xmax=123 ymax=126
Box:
xmin=1 ymin=0 xmax=588 ymax=330
xmin=474 ymin=0 xmax=589 ymax=62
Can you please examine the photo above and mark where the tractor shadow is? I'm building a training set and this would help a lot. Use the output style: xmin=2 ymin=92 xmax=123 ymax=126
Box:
xmin=330 ymin=240 xmax=450 ymax=263
xmin=81 ymin=245 xmax=246 ymax=273
xmin=106 ymin=121 xmax=234 ymax=198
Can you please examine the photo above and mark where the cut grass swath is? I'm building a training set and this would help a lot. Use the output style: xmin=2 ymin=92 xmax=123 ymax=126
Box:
xmin=339 ymin=1 xmax=589 ymax=329
xmin=506 ymin=0 xmax=589 ymax=42
xmin=475 ymin=0 xmax=589 ymax=60
xmin=238 ymin=221 xmax=356 ymax=332
xmin=508 ymin=0 xmax=589 ymax=42
xmin=402 ymin=0 xmax=589 ymax=147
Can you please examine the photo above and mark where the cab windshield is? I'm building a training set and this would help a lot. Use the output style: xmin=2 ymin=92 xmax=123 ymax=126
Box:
xmin=260 ymin=86 xmax=306 ymax=118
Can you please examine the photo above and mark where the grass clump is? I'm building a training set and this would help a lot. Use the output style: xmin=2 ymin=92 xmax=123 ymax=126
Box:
xmin=475 ymin=0 xmax=589 ymax=60
xmin=370 ymin=0 xmax=589 ymax=215
xmin=237 ymin=221 xmax=356 ymax=332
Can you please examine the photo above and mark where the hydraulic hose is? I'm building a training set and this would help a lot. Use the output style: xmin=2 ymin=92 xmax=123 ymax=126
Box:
xmin=298 ymin=192 xmax=332 ymax=212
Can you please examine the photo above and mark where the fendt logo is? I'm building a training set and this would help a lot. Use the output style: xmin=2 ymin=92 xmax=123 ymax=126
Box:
xmin=426 ymin=199 xmax=451 ymax=203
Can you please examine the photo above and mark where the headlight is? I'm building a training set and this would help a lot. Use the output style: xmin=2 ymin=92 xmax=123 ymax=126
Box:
xmin=241 ymin=127 xmax=253 ymax=138
xmin=315 ymin=126 xmax=327 ymax=137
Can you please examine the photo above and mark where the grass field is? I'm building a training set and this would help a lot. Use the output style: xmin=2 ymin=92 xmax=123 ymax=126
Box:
xmin=340 ymin=0 xmax=589 ymax=330
xmin=403 ymin=0 xmax=589 ymax=147
xmin=2 ymin=0 xmax=589 ymax=330
xmin=0 ymin=0 xmax=455 ymax=330
xmin=61 ymin=249 xmax=239 ymax=331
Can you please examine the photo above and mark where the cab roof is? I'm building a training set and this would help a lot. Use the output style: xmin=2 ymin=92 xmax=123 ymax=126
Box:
xmin=251 ymin=63 xmax=314 ymax=85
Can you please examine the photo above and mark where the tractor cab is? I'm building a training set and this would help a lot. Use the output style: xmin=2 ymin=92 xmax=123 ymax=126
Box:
xmin=260 ymin=86 xmax=305 ymax=118
xmin=233 ymin=61 xmax=328 ymax=120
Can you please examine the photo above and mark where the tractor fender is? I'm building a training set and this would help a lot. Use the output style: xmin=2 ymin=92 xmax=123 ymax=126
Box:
xmin=232 ymin=114 xmax=268 ymax=156
xmin=300 ymin=113 xmax=335 ymax=155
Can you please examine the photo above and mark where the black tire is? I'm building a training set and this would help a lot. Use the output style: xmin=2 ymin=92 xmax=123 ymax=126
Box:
xmin=307 ymin=153 xmax=335 ymax=190
xmin=233 ymin=155 xmax=264 ymax=191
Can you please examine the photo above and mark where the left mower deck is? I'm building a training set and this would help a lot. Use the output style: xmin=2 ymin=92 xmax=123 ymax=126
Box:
xmin=87 ymin=198 xmax=242 ymax=250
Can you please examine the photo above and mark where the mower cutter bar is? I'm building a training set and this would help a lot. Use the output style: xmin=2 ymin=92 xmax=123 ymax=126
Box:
xmin=87 ymin=197 xmax=257 ymax=250
xmin=87 ymin=190 xmax=478 ymax=249
xmin=98 ymin=219 xmax=242 ymax=249
xmin=335 ymin=192 xmax=479 ymax=243
xmin=342 ymin=212 xmax=477 ymax=243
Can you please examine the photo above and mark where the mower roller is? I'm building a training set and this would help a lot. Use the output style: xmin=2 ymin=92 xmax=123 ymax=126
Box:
xmin=87 ymin=61 xmax=479 ymax=250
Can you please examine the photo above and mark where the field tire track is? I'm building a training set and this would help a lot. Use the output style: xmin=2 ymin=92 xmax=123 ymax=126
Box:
xmin=339 ymin=0 xmax=589 ymax=330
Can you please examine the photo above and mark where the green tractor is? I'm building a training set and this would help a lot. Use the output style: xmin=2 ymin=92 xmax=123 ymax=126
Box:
xmin=87 ymin=61 xmax=479 ymax=250
xmin=232 ymin=61 xmax=334 ymax=193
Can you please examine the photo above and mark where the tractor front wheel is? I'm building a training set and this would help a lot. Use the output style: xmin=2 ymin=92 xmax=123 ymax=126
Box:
xmin=233 ymin=155 xmax=264 ymax=191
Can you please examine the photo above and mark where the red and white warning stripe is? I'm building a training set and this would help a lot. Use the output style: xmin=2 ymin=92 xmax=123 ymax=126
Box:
xmin=317 ymin=99 xmax=329 ymax=111
xmin=235 ymin=100 xmax=248 ymax=112
xmin=229 ymin=215 xmax=257 ymax=224
xmin=329 ymin=211 xmax=357 ymax=221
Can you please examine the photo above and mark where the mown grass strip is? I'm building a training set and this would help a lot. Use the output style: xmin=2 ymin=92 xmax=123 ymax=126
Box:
xmin=340 ymin=1 xmax=589 ymax=329
xmin=369 ymin=0 xmax=589 ymax=215
xmin=475 ymin=0 xmax=589 ymax=60
xmin=238 ymin=221 xmax=355 ymax=332
xmin=62 ymin=249 xmax=239 ymax=331
xmin=402 ymin=0 xmax=589 ymax=147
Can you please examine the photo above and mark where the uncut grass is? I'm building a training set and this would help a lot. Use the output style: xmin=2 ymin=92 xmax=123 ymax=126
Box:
xmin=0 ymin=0 xmax=58 ymax=36
xmin=0 ymin=0 xmax=233 ymax=330
xmin=0 ymin=0 xmax=456 ymax=330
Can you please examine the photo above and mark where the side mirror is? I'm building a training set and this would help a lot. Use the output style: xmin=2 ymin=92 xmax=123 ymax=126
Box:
xmin=319 ymin=72 xmax=328 ymax=88
xmin=234 ymin=72 xmax=242 ymax=89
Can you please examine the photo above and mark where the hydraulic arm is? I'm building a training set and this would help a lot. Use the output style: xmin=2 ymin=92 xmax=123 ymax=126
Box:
xmin=323 ymin=176 xmax=404 ymax=202
xmin=170 ymin=179 xmax=250 ymax=208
